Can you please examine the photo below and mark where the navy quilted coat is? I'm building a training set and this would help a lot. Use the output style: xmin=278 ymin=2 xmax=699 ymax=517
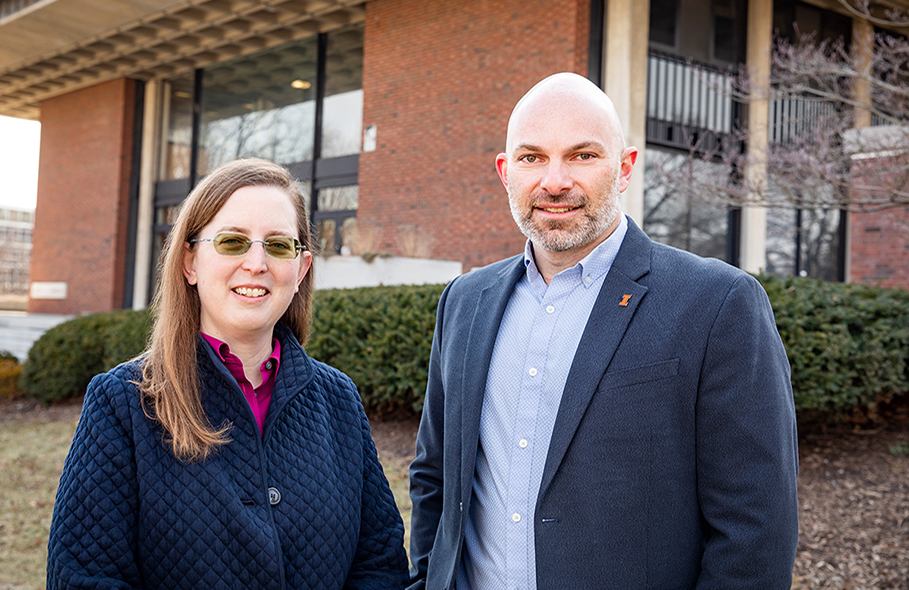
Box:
xmin=47 ymin=327 xmax=408 ymax=589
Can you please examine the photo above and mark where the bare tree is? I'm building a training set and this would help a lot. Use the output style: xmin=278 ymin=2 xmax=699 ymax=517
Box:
xmin=662 ymin=22 xmax=909 ymax=214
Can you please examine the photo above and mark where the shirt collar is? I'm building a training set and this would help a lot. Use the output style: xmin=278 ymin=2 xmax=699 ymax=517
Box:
xmin=523 ymin=213 xmax=628 ymax=288
xmin=200 ymin=332 xmax=282 ymax=374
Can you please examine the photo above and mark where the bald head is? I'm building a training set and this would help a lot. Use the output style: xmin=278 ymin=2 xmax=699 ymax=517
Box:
xmin=506 ymin=73 xmax=627 ymax=156
xmin=494 ymin=72 xmax=638 ymax=275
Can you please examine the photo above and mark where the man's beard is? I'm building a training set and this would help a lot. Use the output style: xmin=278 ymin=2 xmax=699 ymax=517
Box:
xmin=509 ymin=179 xmax=622 ymax=253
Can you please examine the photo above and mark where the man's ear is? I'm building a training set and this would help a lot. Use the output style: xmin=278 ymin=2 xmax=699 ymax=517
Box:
xmin=182 ymin=243 xmax=198 ymax=285
xmin=495 ymin=153 xmax=509 ymax=189
xmin=618 ymin=147 xmax=638 ymax=192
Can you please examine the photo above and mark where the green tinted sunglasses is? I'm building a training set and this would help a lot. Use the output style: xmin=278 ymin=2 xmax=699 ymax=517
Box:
xmin=189 ymin=233 xmax=304 ymax=259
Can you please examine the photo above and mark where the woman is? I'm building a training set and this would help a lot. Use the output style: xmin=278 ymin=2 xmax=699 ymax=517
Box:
xmin=47 ymin=158 xmax=408 ymax=589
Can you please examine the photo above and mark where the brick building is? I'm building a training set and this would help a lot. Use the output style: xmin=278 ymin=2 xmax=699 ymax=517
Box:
xmin=0 ymin=0 xmax=906 ymax=315
xmin=0 ymin=207 xmax=33 ymax=298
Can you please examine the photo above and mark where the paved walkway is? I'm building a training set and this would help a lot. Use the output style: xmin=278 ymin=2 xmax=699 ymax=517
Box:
xmin=0 ymin=311 xmax=72 ymax=362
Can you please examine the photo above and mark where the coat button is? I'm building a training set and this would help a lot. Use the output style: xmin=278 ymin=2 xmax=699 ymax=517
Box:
xmin=268 ymin=487 xmax=281 ymax=506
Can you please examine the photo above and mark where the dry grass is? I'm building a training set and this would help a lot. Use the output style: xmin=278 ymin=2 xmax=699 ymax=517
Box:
xmin=0 ymin=417 xmax=78 ymax=590
xmin=3 ymin=401 xmax=907 ymax=590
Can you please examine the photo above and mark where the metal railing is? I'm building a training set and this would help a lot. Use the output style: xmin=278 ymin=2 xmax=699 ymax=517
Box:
xmin=646 ymin=51 xmax=738 ymax=153
xmin=646 ymin=50 xmax=893 ymax=151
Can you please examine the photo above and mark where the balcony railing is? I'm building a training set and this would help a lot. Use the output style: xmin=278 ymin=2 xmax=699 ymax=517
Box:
xmin=647 ymin=50 xmax=892 ymax=153
xmin=646 ymin=51 xmax=738 ymax=153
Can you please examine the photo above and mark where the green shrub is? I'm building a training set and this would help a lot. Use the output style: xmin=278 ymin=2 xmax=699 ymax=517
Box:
xmin=19 ymin=309 xmax=152 ymax=404
xmin=16 ymin=278 xmax=907 ymax=423
xmin=307 ymin=284 xmax=446 ymax=416
xmin=758 ymin=274 xmax=909 ymax=423
xmin=102 ymin=308 xmax=153 ymax=368
xmin=15 ymin=284 xmax=446 ymax=413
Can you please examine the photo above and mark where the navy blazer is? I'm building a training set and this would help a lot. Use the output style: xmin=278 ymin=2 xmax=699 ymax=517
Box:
xmin=409 ymin=218 xmax=798 ymax=589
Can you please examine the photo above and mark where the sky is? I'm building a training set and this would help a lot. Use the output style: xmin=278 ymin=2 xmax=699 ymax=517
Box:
xmin=0 ymin=114 xmax=41 ymax=211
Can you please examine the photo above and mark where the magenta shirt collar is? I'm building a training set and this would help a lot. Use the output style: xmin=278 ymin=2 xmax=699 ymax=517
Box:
xmin=201 ymin=333 xmax=281 ymax=436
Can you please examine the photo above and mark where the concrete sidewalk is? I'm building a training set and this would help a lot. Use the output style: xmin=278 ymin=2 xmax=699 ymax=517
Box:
xmin=0 ymin=311 xmax=72 ymax=362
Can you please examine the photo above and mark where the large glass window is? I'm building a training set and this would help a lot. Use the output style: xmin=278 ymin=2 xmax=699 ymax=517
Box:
xmin=151 ymin=24 xmax=365 ymax=298
xmin=765 ymin=185 xmax=843 ymax=282
xmin=198 ymin=40 xmax=319 ymax=176
xmin=643 ymin=148 xmax=729 ymax=261
xmin=162 ymin=77 xmax=193 ymax=180
xmin=322 ymin=27 xmax=364 ymax=158
xmin=712 ymin=0 xmax=746 ymax=63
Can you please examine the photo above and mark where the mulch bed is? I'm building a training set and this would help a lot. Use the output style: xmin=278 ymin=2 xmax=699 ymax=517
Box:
xmin=4 ymin=397 xmax=908 ymax=588
xmin=794 ymin=422 xmax=909 ymax=589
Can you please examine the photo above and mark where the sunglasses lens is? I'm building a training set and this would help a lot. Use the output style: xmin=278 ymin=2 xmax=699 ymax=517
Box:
xmin=264 ymin=237 xmax=298 ymax=259
xmin=212 ymin=234 xmax=250 ymax=256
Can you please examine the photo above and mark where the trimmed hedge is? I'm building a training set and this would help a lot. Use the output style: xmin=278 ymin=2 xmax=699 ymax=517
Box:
xmin=18 ymin=309 xmax=152 ymax=405
xmin=759 ymin=274 xmax=909 ymax=422
xmin=16 ymin=286 xmax=445 ymax=414
xmin=15 ymin=278 xmax=909 ymax=423
xmin=307 ymin=284 xmax=446 ymax=415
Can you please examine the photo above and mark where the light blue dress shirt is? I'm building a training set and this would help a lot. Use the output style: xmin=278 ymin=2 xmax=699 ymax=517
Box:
xmin=457 ymin=215 xmax=628 ymax=590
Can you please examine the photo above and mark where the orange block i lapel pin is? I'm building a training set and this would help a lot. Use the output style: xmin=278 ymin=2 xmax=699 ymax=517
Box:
xmin=619 ymin=294 xmax=632 ymax=307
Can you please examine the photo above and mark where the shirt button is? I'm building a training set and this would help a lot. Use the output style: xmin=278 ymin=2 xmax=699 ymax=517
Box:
xmin=545 ymin=305 xmax=555 ymax=314
xmin=268 ymin=487 xmax=281 ymax=506
xmin=584 ymin=276 xmax=593 ymax=284
xmin=264 ymin=360 xmax=274 ymax=371
xmin=518 ymin=439 xmax=528 ymax=448
xmin=528 ymin=367 xmax=538 ymax=377
xmin=512 ymin=513 xmax=521 ymax=523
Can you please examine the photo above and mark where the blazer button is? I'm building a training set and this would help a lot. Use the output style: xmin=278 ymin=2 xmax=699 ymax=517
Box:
xmin=268 ymin=487 xmax=281 ymax=506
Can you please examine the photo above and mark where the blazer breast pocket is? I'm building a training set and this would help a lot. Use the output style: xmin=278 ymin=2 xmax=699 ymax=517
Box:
xmin=599 ymin=358 xmax=680 ymax=391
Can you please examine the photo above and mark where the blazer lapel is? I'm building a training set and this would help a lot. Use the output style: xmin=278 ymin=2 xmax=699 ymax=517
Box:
xmin=538 ymin=219 xmax=653 ymax=500
xmin=460 ymin=256 xmax=526 ymax=498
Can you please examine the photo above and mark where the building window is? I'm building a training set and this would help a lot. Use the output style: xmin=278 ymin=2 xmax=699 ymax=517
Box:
xmin=649 ymin=0 xmax=679 ymax=48
xmin=162 ymin=77 xmax=193 ymax=181
xmin=321 ymin=29 xmax=364 ymax=159
xmin=712 ymin=0 xmax=746 ymax=64
xmin=766 ymin=201 xmax=844 ymax=281
xmin=198 ymin=40 xmax=319 ymax=176
xmin=643 ymin=147 xmax=730 ymax=261
xmin=773 ymin=1 xmax=852 ymax=45
xmin=152 ymin=23 xmax=364 ymax=283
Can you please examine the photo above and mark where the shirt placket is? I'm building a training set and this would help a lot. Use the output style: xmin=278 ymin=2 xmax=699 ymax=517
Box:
xmin=503 ymin=274 xmax=572 ymax=589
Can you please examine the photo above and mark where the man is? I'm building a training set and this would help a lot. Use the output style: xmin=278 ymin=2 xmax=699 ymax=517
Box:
xmin=408 ymin=73 xmax=798 ymax=590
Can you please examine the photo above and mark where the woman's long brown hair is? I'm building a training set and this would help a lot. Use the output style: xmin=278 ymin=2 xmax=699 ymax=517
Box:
xmin=140 ymin=158 xmax=314 ymax=462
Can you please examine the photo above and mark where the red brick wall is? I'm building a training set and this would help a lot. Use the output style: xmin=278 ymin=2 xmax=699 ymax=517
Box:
xmin=849 ymin=206 xmax=909 ymax=290
xmin=29 ymin=78 xmax=137 ymax=314
xmin=360 ymin=0 xmax=591 ymax=270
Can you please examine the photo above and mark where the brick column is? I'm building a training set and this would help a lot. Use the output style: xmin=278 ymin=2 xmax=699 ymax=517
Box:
xmin=29 ymin=78 xmax=138 ymax=314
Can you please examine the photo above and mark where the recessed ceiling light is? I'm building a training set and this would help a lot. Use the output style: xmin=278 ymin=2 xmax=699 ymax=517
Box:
xmin=291 ymin=79 xmax=311 ymax=90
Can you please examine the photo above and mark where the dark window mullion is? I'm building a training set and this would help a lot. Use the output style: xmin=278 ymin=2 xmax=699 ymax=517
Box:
xmin=189 ymin=68 xmax=203 ymax=189
xmin=310 ymin=32 xmax=328 ymax=228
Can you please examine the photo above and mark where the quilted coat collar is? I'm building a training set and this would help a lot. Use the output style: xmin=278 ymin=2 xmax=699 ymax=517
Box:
xmin=196 ymin=324 xmax=316 ymax=440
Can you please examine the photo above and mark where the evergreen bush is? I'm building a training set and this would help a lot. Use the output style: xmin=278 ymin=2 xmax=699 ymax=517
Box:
xmin=307 ymin=284 xmax=446 ymax=415
xmin=13 ymin=279 xmax=909 ymax=423
xmin=18 ymin=309 xmax=152 ymax=404
xmin=759 ymin=274 xmax=909 ymax=422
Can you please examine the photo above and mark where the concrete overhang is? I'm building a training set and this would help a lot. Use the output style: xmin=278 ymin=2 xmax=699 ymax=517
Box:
xmin=0 ymin=0 xmax=365 ymax=120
